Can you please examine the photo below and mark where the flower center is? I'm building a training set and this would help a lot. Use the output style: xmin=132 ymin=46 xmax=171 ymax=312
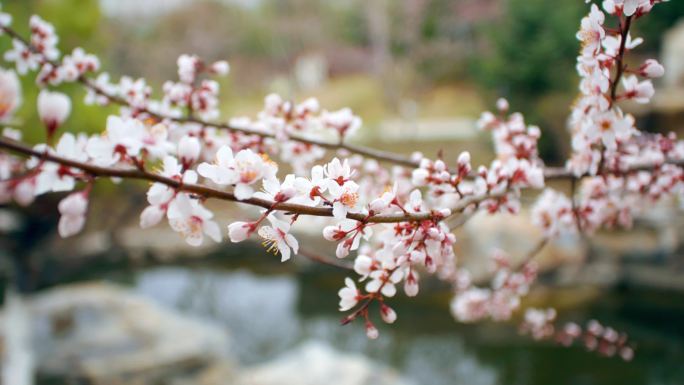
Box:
xmin=340 ymin=192 xmax=358 ymax=207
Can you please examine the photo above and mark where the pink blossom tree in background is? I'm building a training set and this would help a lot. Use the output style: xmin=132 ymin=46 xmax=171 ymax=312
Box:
xmin=0 ymin=0 xmax=679 ymax=362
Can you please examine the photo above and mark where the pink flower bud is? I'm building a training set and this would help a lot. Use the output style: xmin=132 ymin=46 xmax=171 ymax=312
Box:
xmin=380 ymin=303 xmax=397 ymax=324
xmin=37 ymin=90 xmax=71 ymax=138
xmin=178 ymin=135 xmax=201 ymax=166
xmin=228 ymin=221 xmax=254 ymax=242
xmin=210 ymin=60 xmax=230 ymax=76
xmin=620 ymin=347 xmax=634 ymax=361
xmin=58 ymin=192 xmax=88 ymax=238
xmin=13 ymin=179 xmax=36 ymax=207
xmin=365 ymin=321 xmax=379 ymax=339
xmin=457 ymin=151 xmax=471 ymax=166
xmin=496 ymin=98 xmax=509 ymax=112
xmin=0 ymin=68 xmax=21 ymax=121
xmin=639 ymin=59 xmax=664 ymax=79
xmin=404 ymin=271 xmax=419 ymax=297
xmin=336 ymin=241 xmax=351 ymax=259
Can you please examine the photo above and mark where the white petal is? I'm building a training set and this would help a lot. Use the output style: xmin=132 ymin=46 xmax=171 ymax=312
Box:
xmin=381 ymin=283 xmax=396 ymax=297
xmin=203 ymin=220 xmax=222 ymax=242
xmin=279 ymin=241 xmax=291 ymax=261
xmin=285 ymin=233 xmax=299 ymax=254
xmin=234 ymin=184 xmax=254 ymax=200
xmin=332 ymin=202 xmax=346 ymax=219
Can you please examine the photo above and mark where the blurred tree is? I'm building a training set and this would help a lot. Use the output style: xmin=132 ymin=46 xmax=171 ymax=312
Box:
xmin=1 ymin=0 xmax=109 ymax=142
xmin=635 ymin=1 xmax=684 ymax=51
xmin=471 ymin=0 xmax=584 ymax=105
xmin=469 ymin=0 xmax=586 ymax=163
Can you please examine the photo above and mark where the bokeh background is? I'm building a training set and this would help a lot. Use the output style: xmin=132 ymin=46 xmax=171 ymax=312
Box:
xmin=1 ymin=1 xmax=684 ymax=384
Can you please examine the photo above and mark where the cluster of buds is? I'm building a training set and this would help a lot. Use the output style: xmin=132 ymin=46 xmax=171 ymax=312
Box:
xmin=161 ymin=54 xmax=229 ymax=121
xmin=477 ymin=98 xmax=542 ymax=161
xmin=0 ymin=2 xmax=679 ymax=357
xmin=558 ymin=320 xmax=634 ymax=361
xmin=521 ymin=310 xmax=635 ymax=361
xmin=569 ymin=1 xmax=668 ymax=176
xmin=450 ymin=249 xmax=538 ymax=323
xmin=520 ymin=308 xmax=557 ymax=340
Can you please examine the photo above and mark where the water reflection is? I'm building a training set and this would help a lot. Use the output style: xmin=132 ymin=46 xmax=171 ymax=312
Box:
xmin=129 ymin=265 xmax=684 ymax=385
xmin=132 ymin=267 xmax=513 ymax=385
xmin=135 ymin=268 xmax=300 ymax=364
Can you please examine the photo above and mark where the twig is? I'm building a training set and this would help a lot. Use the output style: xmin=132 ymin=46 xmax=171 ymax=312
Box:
xmin=297 ymin=247 xmax=353 ymax=270
xmin=0 ymin=136 xmax=461 ymax=224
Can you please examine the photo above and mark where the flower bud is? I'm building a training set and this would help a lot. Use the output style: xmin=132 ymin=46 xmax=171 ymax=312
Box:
xmin=210 ymin=60 xmax=230 ymax=76
xmin=365 ymin=320 xmax=379 ymax=339
xmin=457 ymin=151 xmax=471 ymax=166
xmin=639 ymin=59 xmax=664 ymax=79
xmin=380 ymin=303 xmax=397 ymax=324
xmin=496 ymin=98 xmax=509 ymax=112
xmin=0 ymin=68 xmax=21 ymax=121
xmin=619 ymin=347 xmax=634 ymax=362
xmin=404 ymin=271 xmax=419 ymax=297
xmin=336 ymin=240 xmax=351 ymax=259
xmin=353 ymin=254 xmax=373 ymax=277
xmin=57 ymin=192 xmax=88 ymax=238
xmin=228 ymin=221 xmax=254 ymax=243
xmin=13 ymin=179 xmax=35 ymax=207
xmin=178 ymin=135 xmax=201 ymax=166
xmin=38 ymin=90 xmax=71 ymax=138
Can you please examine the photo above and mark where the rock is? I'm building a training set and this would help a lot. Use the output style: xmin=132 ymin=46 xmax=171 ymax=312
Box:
xmin=233 ymin=341 xmax=413 ymax=385
xmin=663 ymin=20 xmax=684 ymax=88
xmin=135 ymin=268 xmax=301 ymax=364
xmin=1 ymin=290 xmax=34 ymax=385
xmin=117 ymin=226 xmax=220 ymax=257
xmin=0 ymin=282 xmax=232 ymax=384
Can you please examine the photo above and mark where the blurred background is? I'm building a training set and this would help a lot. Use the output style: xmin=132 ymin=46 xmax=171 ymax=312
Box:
xmin=1 ymin=0 xmax=684 ymax=384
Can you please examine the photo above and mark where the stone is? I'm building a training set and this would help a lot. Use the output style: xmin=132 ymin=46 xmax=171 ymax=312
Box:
xmin=0 ymin=282 xmax=232 ymax=384
xmin=233 ymin=341 xmax=413 ymax=385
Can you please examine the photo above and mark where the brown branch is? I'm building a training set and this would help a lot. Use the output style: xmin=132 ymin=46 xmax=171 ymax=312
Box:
xmin=0 ymin=25 xmax=419 ymax=169
xmin=0 ymin=136 xmax=449 ymax=223
xmin=297 ymin=247 xmax=353 ymax=270
xmin=610 ymin=15 xmax=633 ymax=103
xmin=3 ymin=24 xmax=678 ymax=182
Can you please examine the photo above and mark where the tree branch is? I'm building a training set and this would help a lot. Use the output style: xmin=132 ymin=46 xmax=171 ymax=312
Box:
xmin=0 ymin=136 xmax=451 ymax=224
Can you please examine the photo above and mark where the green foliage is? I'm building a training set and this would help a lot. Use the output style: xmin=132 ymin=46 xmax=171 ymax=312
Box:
xmin=0 ymin=0 xmax=108 ymax=143
xmin=471 ymin=0 xmax=585 ymax=107
xmin=634 ymin=0 xmax=684 ymax=51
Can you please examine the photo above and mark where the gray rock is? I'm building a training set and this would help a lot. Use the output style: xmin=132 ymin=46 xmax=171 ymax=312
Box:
xmin=233 ymin=341 xmax=413 ymax=385
xmin=2 ymin=282 xmax=232 ymax=384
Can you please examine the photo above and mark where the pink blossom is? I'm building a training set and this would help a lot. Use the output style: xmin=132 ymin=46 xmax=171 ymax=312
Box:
xmin=37 ymin=90 xmax=71 ymax=137
xmin=338 ymin=277 xmax=360 ymax=311
xmin=57 ymin=192 xmax=88 ymax=238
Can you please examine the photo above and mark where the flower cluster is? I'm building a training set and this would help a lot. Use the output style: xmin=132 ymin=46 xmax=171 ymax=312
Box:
xmin=450 ymin=249 xmax=538 ymax=323
xmin=569 ymin=1 xmax=667 ymax=176
xmin=0 ymin=2 xmax=680 ymax=357
xmin=533 ymin=0 xmax=683 ymax=238
xmin=529 ymin=317 xmax=635 ymax=361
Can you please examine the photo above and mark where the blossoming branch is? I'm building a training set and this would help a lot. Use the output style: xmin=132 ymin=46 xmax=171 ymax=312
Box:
xmin=0 ymin=0 xmax=679 ymax=360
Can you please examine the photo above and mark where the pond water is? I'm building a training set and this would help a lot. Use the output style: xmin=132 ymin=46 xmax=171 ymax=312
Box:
xmin=117 ymin=262 xmax=684 ymax=385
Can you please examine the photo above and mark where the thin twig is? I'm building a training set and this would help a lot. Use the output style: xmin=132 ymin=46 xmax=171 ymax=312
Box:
xmin=297 ymin=247 xmax=353 ymax=270
xmin=0 ymin=136 xmax=458 ymax=224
